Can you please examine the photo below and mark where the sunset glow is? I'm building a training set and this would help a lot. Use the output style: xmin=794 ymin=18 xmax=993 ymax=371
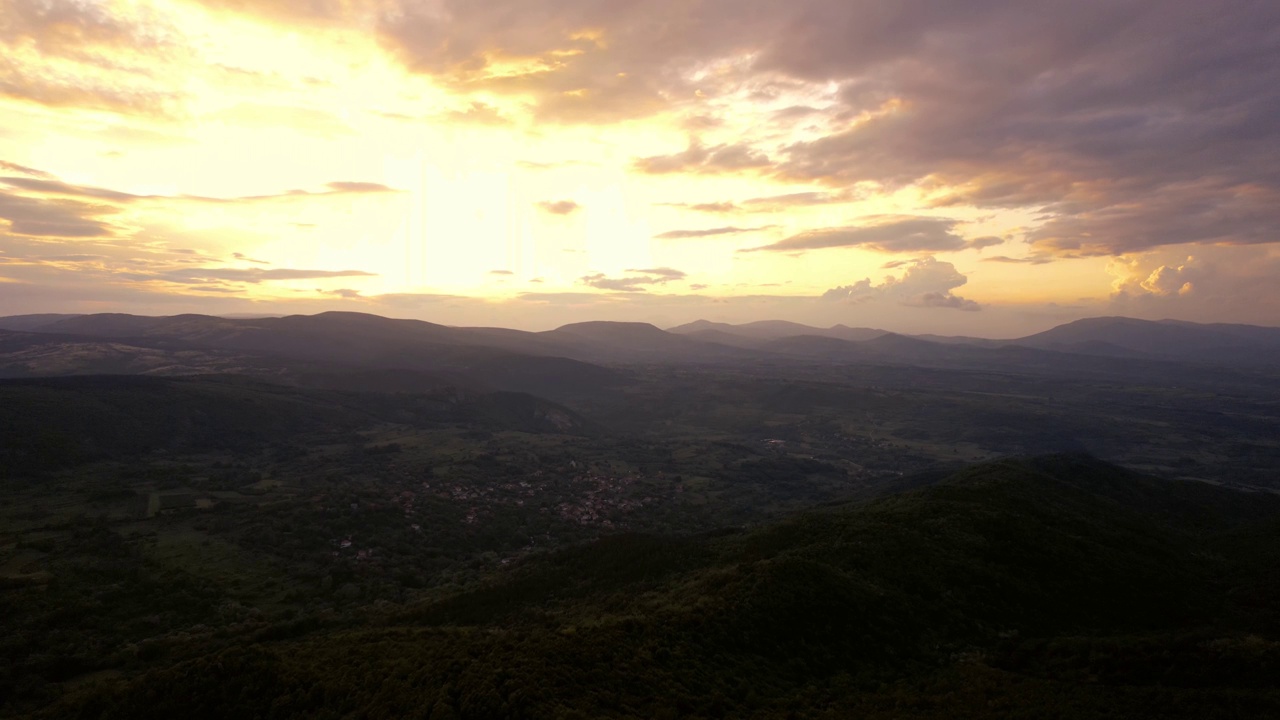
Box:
xmin=2 ymin=0 xmax=1277 ymax=332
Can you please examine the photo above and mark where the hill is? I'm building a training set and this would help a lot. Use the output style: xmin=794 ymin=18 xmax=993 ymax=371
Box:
xmin=0 ymin=314 xmax=628 ymax=400
xmin=37 ymin=455 xmax=1280 ymax=719
xmin=8 ymin=312 xmax=1280 ymax=375
xmin=0 ymin=375 xmax=590 ymax=476
xmin=0 ymin=314 xmax=83 ymax=331
xmin=669 ymin=318 xmax=887 ymax=343
xmin=1013 ymin=316 xmax=1280 ymax=365
xmin=541 ymin=320 xmax=753 ymax=362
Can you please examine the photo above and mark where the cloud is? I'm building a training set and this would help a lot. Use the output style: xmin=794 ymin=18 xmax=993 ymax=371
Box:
xmin=436 ymin=100 xmax=510 ymax=125
xmin=579 ymin=274 xmax=652 ymax=292
xmin=967 ymin=236 xmax=1004 ymax=250
xmin=175 ymin=184 xmax=404 ymax=204
xmin=653 ymin=225 xmax=774 ymax=239
xmin=823 ymin=257 xmax=980 ymax=311
xmin=772 ymin=105 xmax=824 ymax=120
xmin=0 ymin=0 xmax=173 ymax=56
xmin=579 ymin=267 xmax=687 ymax=292
xmin=740 ymin=191 xmax=859 ymax=211
xmin=171 ymin=0 xmax=1280 ymax=258
xmin=918 ymin=292 xmax=981 ymax=311
xmin=536 ymin=199 xmax=581 ymax=215
xmin=1107 ymin=244 xmax=1280 ymax=325
xmin=658 ymin=191 xmax=858 ymax=215
xmin=152 ymin=267 xmax=377 ymax=284
xmin=375 ymin=5 xmax=695 ymax=125
xmin=1 ymin=171 xmax=401 ymax=207
xmin=658 ymin=201 xmax=741 ymax=214
xmin=0 ymin=161 xmax=54 ymax=179
xmin=321 ymin=288 xmax=363 ymax=298
xmin=1 ymin=176 xmax=143 ymax=202
xmin=0 ymin=0 xmax=187 ymax=115
xmin=744 ymin=216 xmax=968 ymax=254
xmin=983 ymin=255 xmax=1052 ymax=265
xmin=625 ymin=267 xmax=685 ymax=280
xmin=323 ymin=181 xmax=398 ymax=194
xmin=488 ymin=269 xmax=514 ymax=276
xmin=634 ymin=141 xmax=772 ymax=175
xmin=0 ymin=190 xmax=121 ymax=237
xmin=763 ymin=1 xmax=1280 ymax=256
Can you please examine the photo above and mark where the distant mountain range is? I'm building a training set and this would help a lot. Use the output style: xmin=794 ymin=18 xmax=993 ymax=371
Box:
xmin=670 ymin=315 xmax=1280 ymax=366
xmin=0 ymin=313 xmax=1277 ymax=393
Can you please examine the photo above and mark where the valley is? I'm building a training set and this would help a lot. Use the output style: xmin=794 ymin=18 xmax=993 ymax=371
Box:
xmin=1 ymin=312 xmax=1279 ymax=718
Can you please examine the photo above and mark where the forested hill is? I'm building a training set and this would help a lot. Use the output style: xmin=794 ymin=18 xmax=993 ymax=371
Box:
xmin=42 ymin=455 xmax=1280 ymax=720
xmin=0 ymin=375 xmax=591 ymax=476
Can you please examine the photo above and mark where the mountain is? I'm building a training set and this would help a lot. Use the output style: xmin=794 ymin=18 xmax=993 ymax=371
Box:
xmin=910 ymin=332 xmax=1002 ymax=347
xmin=7 ymin=313 xmax=1280 ymax=384
xmin=1013 ymin=316 xmax=1280 ymax=365
xmin=665 ymin=316 xmax=1280 ymax=367
xmin=0 ymin=313 xmax=84 ymax=331
xmin=668 ymin=318 xmax=886 ymax=342
xmin=541 ymin=320 xmax=754 ymax=362
xmin=2 ymin=313 xmax=626 ymax=398
xmin=0 ymin=374 xmax=590 ymax=475
xmin=41 ymin=455 xmax=1280 ymax=719
xmin=826 ymin=323 xmax=890 ymax=342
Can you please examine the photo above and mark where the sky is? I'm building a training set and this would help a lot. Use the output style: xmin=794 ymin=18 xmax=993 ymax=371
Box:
xmin=1 ymin=0 xmax=1278 ymax=335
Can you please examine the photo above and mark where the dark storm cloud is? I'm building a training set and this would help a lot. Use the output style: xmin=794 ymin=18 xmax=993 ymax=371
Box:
xmin=744 ymin=216 xmax=967 ymax=254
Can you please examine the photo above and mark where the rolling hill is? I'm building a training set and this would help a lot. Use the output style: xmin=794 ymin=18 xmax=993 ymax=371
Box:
xmin=4 ymin=313 xmax=1280 ymax=386
xmin=0 ymin=374 xmax=592 ymax=477
xmin=39 ymin=454 xmax=1280 ymax=719
xmin=1013 ymin=316 xmax=1280 ymax=364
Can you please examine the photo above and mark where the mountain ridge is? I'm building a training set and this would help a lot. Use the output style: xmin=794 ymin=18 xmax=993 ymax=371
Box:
xmin=4 ymin=312 xmax=1280 ymax=373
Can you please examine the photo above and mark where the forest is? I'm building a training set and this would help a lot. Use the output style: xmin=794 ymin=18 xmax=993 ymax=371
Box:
xmin=2 ymin=313 xmax=1280 ymax=718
